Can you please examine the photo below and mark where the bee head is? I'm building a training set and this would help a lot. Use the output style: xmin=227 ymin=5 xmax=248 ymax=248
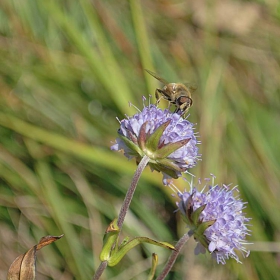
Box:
xmin=176 ymin=96 xmax=193 ymax=108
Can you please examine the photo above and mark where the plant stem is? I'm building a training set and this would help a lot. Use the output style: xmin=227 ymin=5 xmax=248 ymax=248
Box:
xmin=92 ymin=155 xmax=150 ymax=280
xmin=155 ymin=231 xmax=193 ymax=280
xmin=117 ymin=155 xmax=150 ymax=229
xmin=92 ymin=261 xmax=108 ymax=280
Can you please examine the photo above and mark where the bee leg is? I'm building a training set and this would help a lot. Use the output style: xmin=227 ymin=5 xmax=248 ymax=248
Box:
xmin=174 ymin=105 xmax=188 ymax=118
xmin=173 ymin=107 xmax=181 ymax=115
xmin=155 ymin=89 xmax=162 ymax=105
xmin=175 ymin=109 xmax=186 ymax=118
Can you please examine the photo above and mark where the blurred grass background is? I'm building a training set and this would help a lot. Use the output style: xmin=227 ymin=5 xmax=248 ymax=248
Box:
xmin=0 ymin=0 xmax=280 ymax=279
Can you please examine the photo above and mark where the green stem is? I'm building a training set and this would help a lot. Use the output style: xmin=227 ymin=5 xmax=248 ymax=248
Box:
xmin=92 ymin=155 xmax=150 ymax=280
xmin=117 ymin=155 xmax=150 ymax=229
xmin=155 ymin=231 xmax=193 ymax=280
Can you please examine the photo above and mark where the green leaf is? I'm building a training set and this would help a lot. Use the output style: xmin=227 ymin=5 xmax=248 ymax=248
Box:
xmin=147 ymin=253 xmax=158 ymax=280
xmin=195 ymin=220 xmax=216 ymax=237
xmin=119 ymin=236 xmax=130 ymax=249
xmin=156 ymin=157 xmax=185 ymax=172
xmin=108 ymin=237 xmax=175 ymax=267
xmin=119 ymin=135 xmax=143 ymax=157
xmin=194 ymin=220 xmax=216 ymax=250
xmin=100 ymin=219 xmax=120 ymax=262
xmin=154 ymin=138 xmax=191 ymax=159
xmin=145 ymin=120 xmax=171 ymax=153
xmin=148 ymin=162 xmax=179 ymax=179
xmin=138 ymin=121 xmax=148 ymax=150
xmin=191 ymin=204 xmax=206 ymax=225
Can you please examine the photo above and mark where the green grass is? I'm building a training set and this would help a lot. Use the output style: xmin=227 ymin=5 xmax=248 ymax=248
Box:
xmin=1 ymin=0 xmax=280 ymax=279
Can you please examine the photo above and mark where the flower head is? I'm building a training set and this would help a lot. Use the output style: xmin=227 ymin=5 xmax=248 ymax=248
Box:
xmin=111 ymin=104 xmax=199 ymax=184
xmin=177 ymin=181 xmax=251 ymax=264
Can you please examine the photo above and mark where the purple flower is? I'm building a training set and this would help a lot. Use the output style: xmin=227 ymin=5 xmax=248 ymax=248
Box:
xmin=177 ymin=183 xmax=251 ymax=264
xmin=111 ymin=105 xmax=199 ymax=184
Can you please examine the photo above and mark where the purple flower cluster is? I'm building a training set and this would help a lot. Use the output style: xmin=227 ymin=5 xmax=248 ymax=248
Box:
xmin=111 ymin=105 xmax=199 ymax=183
xmin=177 ymin=184 xmax=251 ymax=264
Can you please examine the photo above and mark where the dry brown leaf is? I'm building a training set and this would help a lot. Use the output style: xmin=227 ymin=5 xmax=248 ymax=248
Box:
xmin=7 ymin=234 xmax=64 ymax=280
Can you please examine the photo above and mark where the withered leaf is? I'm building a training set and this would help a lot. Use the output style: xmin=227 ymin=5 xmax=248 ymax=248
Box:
xmin=7 ymin=234 xmax=64 ymax=280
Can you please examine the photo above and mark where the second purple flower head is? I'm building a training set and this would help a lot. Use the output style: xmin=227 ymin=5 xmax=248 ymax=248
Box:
xmin=177 ymin=182 xmax=251 ymax=264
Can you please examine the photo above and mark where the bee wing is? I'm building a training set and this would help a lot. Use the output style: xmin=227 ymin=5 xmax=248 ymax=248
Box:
xmin=183 ymin=82 xmax=197 ymax=93
xmin=145 ymin=69 xmax=168 ymax=85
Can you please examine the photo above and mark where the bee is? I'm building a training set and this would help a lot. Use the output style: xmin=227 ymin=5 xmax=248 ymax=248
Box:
xmin=146 ymin=69 xmax=195 ymax=116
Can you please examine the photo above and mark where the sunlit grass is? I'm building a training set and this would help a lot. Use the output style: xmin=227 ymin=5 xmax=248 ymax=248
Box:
xmin=0 ymin=0 xmax=280 ymax=279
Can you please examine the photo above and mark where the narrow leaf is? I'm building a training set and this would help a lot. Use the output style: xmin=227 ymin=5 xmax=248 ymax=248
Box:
xmin=195 ymin=220 xmax=216 ymax=237
xmin=145 ymin=120 xmax=171 ymax=152
xmin=119 ymin=135 xmax=143 ymax=156
xmin=108 ymin=236 xmax=175 ymax=266
xmin=36 ymin=235 xmax=64 ymax=250
xmin=100 ymin=219 xmax=120 ymax=262
xmin=138 ymin=121 xmax=148 ymax=150
xmin=194 ymin=220 xmax=216 ymax=250
xmin=148 ymin=162 xmax=179 ymax=179
xmin=191 ymin=204 xmax=206 ymax=225
xmin=154 ymin=138 xmax=191 ymax=159
xmin=156 ymin=158 xmax=186 ymax=172
xmin=147 ymin=253 xmax=158 ymax=280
